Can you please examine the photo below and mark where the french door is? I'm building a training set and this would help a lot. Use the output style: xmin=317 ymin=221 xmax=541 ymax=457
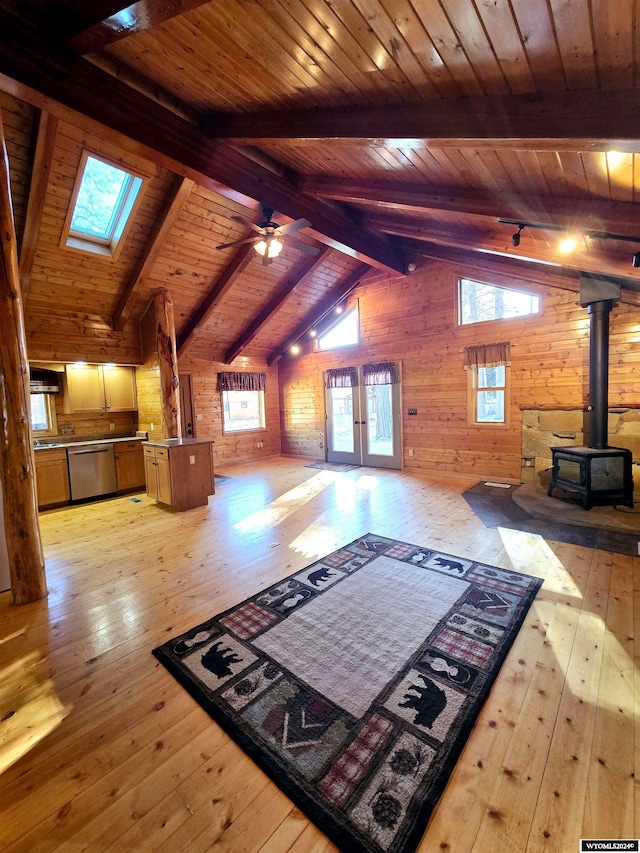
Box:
xmin=325 ymin=365 xmax=402 ymax=469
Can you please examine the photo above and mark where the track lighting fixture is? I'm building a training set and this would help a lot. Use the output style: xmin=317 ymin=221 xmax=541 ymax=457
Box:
xmin=499 ymin=219 xmax=640 ymax=268
xmin=512 ymin=225 xmax=524 ymax=247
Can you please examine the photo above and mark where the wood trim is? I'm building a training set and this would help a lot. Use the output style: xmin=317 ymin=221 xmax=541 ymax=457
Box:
xmin=224 ymin=247 xmax=331 ymax=364
xmin=19 ymin=110 xmax=58 ymax=300
xmin=177 ymin=243 xmax=255 ymax=357
xmin=113 ymin=176 xmax=194 ymax=331
xmin=267 ymin=263 xmax=370 ymax=365
xmin=0 ymin=109 xmax=47 ymax=604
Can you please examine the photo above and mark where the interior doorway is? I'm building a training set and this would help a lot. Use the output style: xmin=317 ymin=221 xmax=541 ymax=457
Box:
xmin=325 ymin=364 xmax=402 ymax=469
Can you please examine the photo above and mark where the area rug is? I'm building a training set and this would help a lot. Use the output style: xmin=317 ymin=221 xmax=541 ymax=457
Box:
xmin=153 ymin=534 xmax=542 ymax=853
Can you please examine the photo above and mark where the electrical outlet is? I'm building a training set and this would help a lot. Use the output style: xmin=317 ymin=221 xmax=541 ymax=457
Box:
xmin=408 ymin=408 xmax=418 ymax=416
xmin=408 ymin=448 xmax=414 ymax=457
xmin=196 ymin=414 xmax=203 ymax=421
xmin=109 ymin=423 xmax=115 ymax=431
xmin=189 ymin=454 xmax=195 ymax=464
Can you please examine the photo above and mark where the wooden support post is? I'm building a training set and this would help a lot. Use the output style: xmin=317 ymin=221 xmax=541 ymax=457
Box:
xmin=153 ymin=288 xmax=181 ymax=439
xmin=0 ymin=112 xmax=46 ymax=604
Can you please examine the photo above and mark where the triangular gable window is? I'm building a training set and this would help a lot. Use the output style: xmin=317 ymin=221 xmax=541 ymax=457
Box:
xmin=317 ymin=307 xmax=359 ymax=351
xmin=62 ymin=152 xmax=145 ymax=258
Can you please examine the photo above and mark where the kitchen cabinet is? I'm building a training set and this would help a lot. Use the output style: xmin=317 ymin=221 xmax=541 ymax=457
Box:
xmin=143 ymin=440 xmax=214 ymax=511
xmin=115 ymin=440 xmax=145 ymax=492
xmin=35 ymin=447 xmax=70 ymax=508
xmin=65 ymin=364 xmax=137 ymax=413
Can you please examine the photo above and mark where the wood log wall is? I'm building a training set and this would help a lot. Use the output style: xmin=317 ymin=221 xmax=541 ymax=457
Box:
xmin=278 ymin=259 xmax=640 ymax=481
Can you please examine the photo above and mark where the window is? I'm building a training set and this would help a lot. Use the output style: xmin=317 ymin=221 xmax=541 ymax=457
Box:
xmin=464 ymin=342 xmax=510 ymax=426
xmin=30 ymin=394 xmax=57 ymax=435
xmin=459 ymin=278 xmax=539 ymax=325
xmin=317 ymin=307 xmax=359 ymax=351
xmin=62 ymin=151 xmax=145 ymax=257
xmin=222 ymin=390 xmax=265 ymax=432
xmin=471 ymin=365 xmax=506 ymax=424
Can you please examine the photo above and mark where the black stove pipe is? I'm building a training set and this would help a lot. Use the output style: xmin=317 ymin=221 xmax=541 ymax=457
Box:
xmin=587 ymin=299 xmax=614 ymax=449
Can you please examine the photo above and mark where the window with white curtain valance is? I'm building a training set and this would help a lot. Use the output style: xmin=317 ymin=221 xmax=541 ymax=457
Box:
xmin=324 ymin=367 xmax=358 ymax=388
xmin=362 ymin=362 xmax=398 ymax=386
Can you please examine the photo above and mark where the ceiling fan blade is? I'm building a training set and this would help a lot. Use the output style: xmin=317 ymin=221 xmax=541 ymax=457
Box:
xmin=276 ymin=217 xmax=311 ymax=236
xmin=232 ymin=215 xmax=265 ymax=234
xmin=286 ymin=236 xmax=321 ymax=255
xmin=216 ymin=235 xmax=259 ymax=250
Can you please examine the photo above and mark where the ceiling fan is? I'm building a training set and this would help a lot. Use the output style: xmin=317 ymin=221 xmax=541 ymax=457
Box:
xmin=216 ymin=207 xmax=320 ymax=265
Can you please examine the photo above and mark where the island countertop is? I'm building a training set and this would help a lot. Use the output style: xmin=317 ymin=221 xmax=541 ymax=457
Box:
xmin=142 ymin=437 xmax=214 ymax=447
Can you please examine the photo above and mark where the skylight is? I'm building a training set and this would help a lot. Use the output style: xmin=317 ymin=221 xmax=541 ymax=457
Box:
xmin=63 ymin=152 xmax=144 ymax=257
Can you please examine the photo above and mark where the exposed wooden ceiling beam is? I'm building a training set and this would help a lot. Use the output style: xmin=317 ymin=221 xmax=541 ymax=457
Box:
xmin=177 ymin=243 xmax=255 ymax=357
xmin=299 ymin=175 xmax=640 ymax=239
xmin=267 ymin=263 xmax=370 ymax=366
xmin=407 ymin=240 xmax=640 ymax=304
xmin=113 ymin=176 xmax=194 ymax=331
xmin=51 ymin=1 xmax=214 ymax=55
xmin=19 ymin=110 xmax=58 ymax=301
xmin=366 ymin=213 xmax=640 ymax=284
xmin=224 ymin=247 xmax=331 ymax=365
xmin=0 ymin=8 xmax=405 ymax=275
xmin=203 ymin=89 xmax=640 ymax=153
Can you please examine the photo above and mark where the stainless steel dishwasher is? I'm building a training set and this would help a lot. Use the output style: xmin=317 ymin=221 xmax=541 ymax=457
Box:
xmin=67 ymin=443 xmax=117 ymax=501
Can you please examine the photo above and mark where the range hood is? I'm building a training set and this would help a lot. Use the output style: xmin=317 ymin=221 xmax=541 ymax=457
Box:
xmin=30 ymin=368 xmax=61 ymax=393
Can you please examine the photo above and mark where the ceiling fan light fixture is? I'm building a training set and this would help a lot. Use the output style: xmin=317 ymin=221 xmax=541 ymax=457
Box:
xmin=254 ymin=236 xmax=284 ymax=258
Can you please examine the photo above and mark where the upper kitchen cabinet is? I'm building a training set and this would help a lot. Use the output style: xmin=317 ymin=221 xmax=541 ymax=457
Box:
xmin=65 ymin=364 xmax=137 ymax=413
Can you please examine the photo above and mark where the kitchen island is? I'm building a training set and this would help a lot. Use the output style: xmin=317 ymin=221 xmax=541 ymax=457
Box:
xmin=142 ymin=438 xmax=215 ymax=511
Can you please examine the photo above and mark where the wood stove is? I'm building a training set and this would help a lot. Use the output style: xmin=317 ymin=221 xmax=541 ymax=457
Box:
xmin=547 ymin=288 xmax=634 ymax=510
xmin=548 ymin=445 xmax=633 ymax=510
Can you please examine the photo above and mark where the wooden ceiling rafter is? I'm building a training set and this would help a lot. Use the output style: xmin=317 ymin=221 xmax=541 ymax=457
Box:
xmin=365 ymin=212 xmax=640 ymax=285
xmin=0 ymin=7 xmax=406 ymax=275
xmin=202 ymin=89 xmax=640 ymax=153
xmin=224 ymin=246 xmax=332 ymax=365
xmin=58 ymin=0 xmax=215 ymax=55
xmin=176 ymin=242 xmax=255 ymax=357
xmin=19 ymin=109 xmax=58 ymax=301
xmin=113 ymin=175 xmax=194 ymax=331
xmin=299 ymin=175 xmax=640 ymax=238
xmin=267 ymin=262 xmax=370 ymax=366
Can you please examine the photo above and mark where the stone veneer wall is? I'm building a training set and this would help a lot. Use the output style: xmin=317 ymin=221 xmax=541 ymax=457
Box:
xmin=521 ymin=409 xmax=640 ymax=486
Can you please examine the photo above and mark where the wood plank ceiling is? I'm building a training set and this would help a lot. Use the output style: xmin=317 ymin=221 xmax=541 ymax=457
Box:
xmin=1 ymin=0 xmax=640 ymax=364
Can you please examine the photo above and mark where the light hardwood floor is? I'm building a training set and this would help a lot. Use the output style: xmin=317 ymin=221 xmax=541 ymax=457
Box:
xmin=0 ymin=457 xmax=636 ymax=852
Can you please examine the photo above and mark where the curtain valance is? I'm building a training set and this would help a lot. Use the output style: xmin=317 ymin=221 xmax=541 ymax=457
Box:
xmin=362 ymin=362 xmax=398 ymax=385
xmin=463 ymin=342 xmax=511 ymax=369
xmin=217 ymin=371 xmax=267 ymax=391
xmin=324 ymin=367 xmax=357 ymax=388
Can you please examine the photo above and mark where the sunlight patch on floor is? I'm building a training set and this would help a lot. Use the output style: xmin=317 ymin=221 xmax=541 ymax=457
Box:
xmin=0 ymin=650 xmax=70 ymax=775
xmin=233 ymin=471 xmax=338 ymax=535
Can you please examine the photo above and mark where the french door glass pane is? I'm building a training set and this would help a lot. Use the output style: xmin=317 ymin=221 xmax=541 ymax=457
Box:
xmin=330 ymin=387 xmax=354 ymax=453
xmin=366 ymin=384 xmax=393 ymax=456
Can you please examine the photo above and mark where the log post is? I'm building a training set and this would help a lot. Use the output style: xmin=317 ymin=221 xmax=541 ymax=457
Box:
xmin=153 ymin=288 xmax=181 ymax=438
xmin=0 ymin=111 xmax=46 ymax=604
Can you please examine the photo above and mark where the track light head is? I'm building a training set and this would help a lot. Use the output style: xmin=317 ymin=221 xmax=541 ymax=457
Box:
xmin=512 ymin=225 xmax=524 ymax=247
xmin=633 ymin=251 xmax=640 ymax=268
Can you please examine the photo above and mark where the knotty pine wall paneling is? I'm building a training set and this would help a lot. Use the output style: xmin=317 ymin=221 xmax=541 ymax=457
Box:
xmin=177 ymin=354 xmax=281 ymax=468
xmin=278 ymin=260 xmax=640 ymax=481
